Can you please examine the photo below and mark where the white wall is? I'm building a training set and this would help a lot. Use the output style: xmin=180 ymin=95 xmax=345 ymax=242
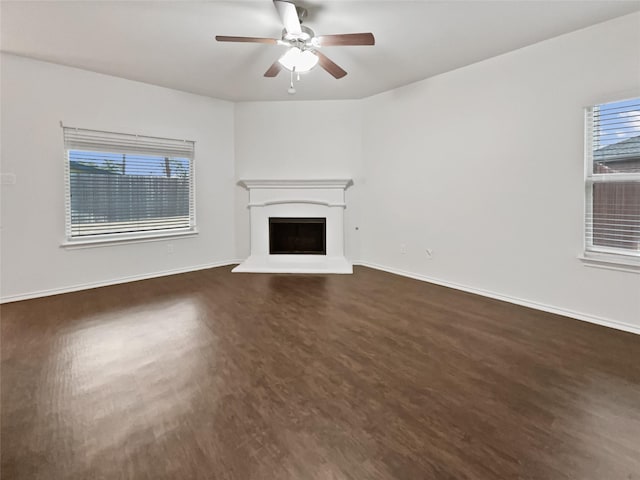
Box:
xmin=2 ymin=13 xmax=639 ymax=332
xmin=0 ymin=54 xmax=236 ymax=300
xmin=234 ymin=100 xmax=363 ymax=261
xmin=359 ymin=13 xmax=640 ymax=331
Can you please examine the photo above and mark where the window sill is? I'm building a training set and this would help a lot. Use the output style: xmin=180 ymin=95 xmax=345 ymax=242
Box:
xmin=61 ymin=229 xmax=199 ymax=249
xmin=579 ymin=253 xmax=640 ymax=274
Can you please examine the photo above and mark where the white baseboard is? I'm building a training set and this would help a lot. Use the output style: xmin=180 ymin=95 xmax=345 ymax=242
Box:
xmin=0 ymin=260 xmax=242 ymax=304
xmin=355 ymin=261 xmax=640 ymax=336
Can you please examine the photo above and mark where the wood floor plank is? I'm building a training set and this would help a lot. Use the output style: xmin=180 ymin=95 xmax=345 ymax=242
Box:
xmin=1 ymin=266 xmax=639 ymax=479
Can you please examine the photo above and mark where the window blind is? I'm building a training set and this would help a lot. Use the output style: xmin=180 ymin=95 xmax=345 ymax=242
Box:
xmin=63 ymin=126 xmax=195 ymax=239
xmin=585 ymin=99 xmax=640 ymax=257
xmin=64 ymin=128 xmax=194 ymax=158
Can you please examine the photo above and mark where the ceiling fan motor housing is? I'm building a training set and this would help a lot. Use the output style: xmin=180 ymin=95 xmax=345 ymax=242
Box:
xmin=283 ymin=25 xmax=314 ymax=43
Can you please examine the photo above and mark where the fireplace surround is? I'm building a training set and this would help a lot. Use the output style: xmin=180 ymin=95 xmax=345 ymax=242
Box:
xmin=232 ymin=179 xmax=352 ymax=274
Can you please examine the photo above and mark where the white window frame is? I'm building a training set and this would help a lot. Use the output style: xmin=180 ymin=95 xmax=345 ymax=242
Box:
xmin=62 ymin=126 xmax=197 ymax=248
xmin=582 ymin=99 xmax=640 ymax=271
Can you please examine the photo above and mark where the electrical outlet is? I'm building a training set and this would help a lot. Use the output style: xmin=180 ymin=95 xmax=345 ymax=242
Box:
xmin=400 ymin=244 xmax=407 ymax=254
xmin=167 ymin=243 xmax=175 ymax=254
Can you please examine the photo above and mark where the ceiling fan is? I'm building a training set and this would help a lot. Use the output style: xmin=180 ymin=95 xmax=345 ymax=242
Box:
xmin=215 ymin=0 xmax=375 ymax=81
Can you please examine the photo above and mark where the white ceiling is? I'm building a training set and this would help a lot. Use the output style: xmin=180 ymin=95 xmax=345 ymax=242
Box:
xmin=2 ymin=1 xmax=639 ymax=102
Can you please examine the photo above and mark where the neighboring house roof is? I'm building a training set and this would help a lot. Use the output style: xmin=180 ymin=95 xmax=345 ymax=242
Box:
xmin=594 ymin=135 xmax=640 ymax=163
xmin=70 ymin=160 xmax=119 ymax=174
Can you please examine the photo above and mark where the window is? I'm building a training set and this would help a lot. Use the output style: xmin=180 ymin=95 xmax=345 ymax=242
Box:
xmin=585 ymin=98 xmax=640 ymax=263
xmin=63 ymin=127 xmax=195 ymax=242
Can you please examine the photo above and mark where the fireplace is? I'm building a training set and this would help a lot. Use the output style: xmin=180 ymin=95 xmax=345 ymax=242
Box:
xmin=232 ymin=179 xmax=352 ymax=274
xmin=269 ymin=217 xmax=326 ymax=255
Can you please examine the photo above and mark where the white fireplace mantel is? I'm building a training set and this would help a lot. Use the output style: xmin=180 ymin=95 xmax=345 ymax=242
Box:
xmin=233 ymin=179 xmax=353 ymax=274
xmin=238 ymin=179 xmax=353 ymax=189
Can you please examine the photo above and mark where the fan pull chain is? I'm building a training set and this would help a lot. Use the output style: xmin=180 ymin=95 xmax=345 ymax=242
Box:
xmin=288 ymin=67 xmax=296 ymax=95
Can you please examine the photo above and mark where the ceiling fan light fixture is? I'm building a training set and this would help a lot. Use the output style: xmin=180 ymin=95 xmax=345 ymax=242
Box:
xmin=278 ymin=47 xmax=318 ymax=73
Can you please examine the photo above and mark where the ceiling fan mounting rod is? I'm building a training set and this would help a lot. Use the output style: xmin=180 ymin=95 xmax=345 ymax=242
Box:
xmin=295 ymin=5 xmax=307 ymax=23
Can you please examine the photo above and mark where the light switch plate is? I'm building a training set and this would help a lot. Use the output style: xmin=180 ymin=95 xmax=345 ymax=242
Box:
xmin=1 ymin=173 xmax=17 ymax=185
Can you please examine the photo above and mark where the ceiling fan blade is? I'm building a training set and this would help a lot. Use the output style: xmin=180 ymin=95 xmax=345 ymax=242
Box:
xmin=264 ymin=60 xmax=282 ymax=78
xmin=215 ymin=36 xmax=278 ymax=44
xmin=315 ymin=51 xmax=347 ymax=79
xmin=315 ymin=33 xmax=375 ymax=47
xmin=274 ymin=0 xmax=302 ymax=36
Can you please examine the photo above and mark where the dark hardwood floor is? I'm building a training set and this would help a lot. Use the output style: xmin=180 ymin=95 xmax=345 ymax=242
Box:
xmin=2 ymin=266 xmax=639 ymax=480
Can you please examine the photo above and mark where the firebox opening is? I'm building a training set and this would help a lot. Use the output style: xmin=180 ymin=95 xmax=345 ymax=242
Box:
xmin=269 ymin=217 xmax=326 ymax=255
